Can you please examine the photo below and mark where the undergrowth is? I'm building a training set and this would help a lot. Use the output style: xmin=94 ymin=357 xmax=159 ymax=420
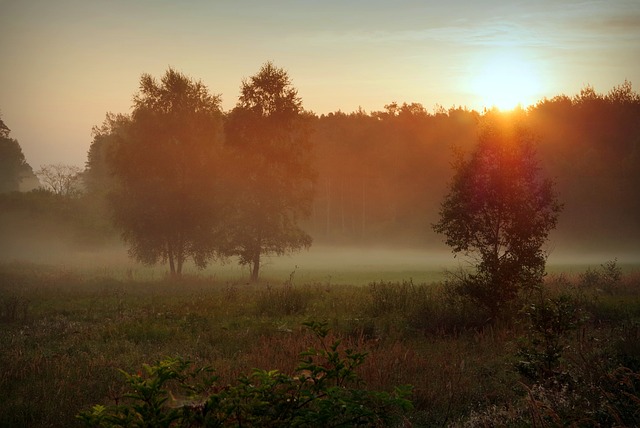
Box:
xmin=1 ymin=260 xmax=639 ymax=426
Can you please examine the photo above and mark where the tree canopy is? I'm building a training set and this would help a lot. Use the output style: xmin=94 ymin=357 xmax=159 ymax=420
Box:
xmin=0 ymin=115 xmax=36 ymax=193
xmin=224 ymin=62 xmax=315 ymax=281
xmin=103 ymin=68 xmax=224 ymax=276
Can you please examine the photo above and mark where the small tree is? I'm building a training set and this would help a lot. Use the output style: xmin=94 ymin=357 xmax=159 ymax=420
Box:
xmin=224 ymin=62 xmax=315 ymax=281
xmin=35 ymin=163 xmax=82 ymax=197
xmin=433 ymin=112 xmax=562 ymax=318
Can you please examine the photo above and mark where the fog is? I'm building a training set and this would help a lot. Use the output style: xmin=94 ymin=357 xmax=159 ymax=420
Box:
xmin=2 ymin=223 xmax=638 ymax=285
xmin=2 ymin=203 xmax=639 ymax=285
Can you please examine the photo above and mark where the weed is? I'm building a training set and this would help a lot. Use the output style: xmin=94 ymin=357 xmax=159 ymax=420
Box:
xmin=256 ymin=284 xmax=309 ymax=316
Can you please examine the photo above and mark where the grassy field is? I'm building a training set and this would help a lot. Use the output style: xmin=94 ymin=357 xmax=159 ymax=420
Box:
xmin=1 ymin=257 xmax=640 ymax=427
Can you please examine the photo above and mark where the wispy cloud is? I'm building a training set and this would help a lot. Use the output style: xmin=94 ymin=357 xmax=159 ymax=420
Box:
xmin=299 ymin=0 xmax=640 ymax=52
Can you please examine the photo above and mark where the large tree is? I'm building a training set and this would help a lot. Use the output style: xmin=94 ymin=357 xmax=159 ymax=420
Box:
xmin=433 ymin=111 xmax=562 ymax=318
xmin=225 ymin=62 xmax=315 ymax=281
xmin=105 ymin=68 xmax=224 ymax=276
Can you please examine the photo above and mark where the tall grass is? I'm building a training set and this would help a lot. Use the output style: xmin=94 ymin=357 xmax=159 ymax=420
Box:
xmin=1 ymin=261 xmax=639 ymax=426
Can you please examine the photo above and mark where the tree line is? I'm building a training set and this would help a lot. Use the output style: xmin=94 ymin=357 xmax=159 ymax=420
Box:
xmin=1 ymin=65 xmax=639 ymax=279
xmin=306 ymin=81 xmax=640 ymax=252
xmin=85 ymin=63 xmax=314 ymax=279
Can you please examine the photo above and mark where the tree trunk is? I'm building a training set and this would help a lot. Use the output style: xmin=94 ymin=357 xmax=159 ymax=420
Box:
xmin=250 ymin=252 xmax=261 ymax=282
xmin=340 ymin=179 xmax=345 ymax=233
xmin=325 ymin=178 xmax=331 ymax=236
xmin=177 ymin=255 xmax=183 ymax=276
xmin=168 ymin=252 xmax=176 ymax=277
xmin=361 ymin=177 xmax=366 ymax=237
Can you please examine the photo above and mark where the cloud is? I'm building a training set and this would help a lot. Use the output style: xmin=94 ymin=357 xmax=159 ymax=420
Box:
xmin=300 ymin=0 xmax=640 ymax=54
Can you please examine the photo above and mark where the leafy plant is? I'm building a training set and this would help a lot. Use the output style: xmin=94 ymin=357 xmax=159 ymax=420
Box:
xmin=78 ymin=321 xmax=412 ymax=427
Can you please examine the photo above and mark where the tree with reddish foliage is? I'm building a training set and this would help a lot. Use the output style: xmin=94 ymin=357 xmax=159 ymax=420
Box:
xmin=433 ymin=112 xmax=562 ymax=318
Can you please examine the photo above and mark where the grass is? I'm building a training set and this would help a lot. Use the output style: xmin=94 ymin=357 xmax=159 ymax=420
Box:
xmin=1 ymin=260 xmax=640 ymax=427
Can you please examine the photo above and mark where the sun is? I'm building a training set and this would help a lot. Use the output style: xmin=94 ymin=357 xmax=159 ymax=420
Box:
xmin=471 ymin=52 xmax=543 ymax=111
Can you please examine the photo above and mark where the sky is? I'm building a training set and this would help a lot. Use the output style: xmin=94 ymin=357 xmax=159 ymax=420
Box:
xmin=1 ymin=0 xmax=639 ymax=169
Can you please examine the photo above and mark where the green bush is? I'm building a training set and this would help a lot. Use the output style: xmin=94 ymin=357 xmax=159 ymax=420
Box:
xmin=78 ymin=321 xmax=412 ymax=427
xmin=516 ymin=294 xmax=585 ymax=382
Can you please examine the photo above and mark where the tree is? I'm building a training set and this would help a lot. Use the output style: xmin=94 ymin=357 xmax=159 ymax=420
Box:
xmin=0 ymin=115 xmax=37 ymax=193
xmin=35 ymin=163 xmax=82 ymax=196
xmin=433 ymin=111 xmax=562 ymax=318
xmin=105 ymin=68 xmax=224 ymax=277
xmin=224 ymin=62 xmax=315 ymax=281
xmin=85 ymin=113 xmax=131 ymax=197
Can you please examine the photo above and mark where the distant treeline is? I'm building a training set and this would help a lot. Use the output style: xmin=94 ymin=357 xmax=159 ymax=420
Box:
xmin=307 ymin=82 xmax=640 ymax=252
xmin=2 ymin=81 xmax=639 ymax=256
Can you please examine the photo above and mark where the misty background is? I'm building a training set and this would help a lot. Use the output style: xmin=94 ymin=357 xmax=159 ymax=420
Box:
xmin=2 ymin=81 xmax=639 ymax=280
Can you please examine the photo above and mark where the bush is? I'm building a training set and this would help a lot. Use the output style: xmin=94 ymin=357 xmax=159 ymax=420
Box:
xmin=77 ymin=321 xmax=412 ymax=427
xmin=516 ymin=294 xmax=585 ymax=382
xmin=579 ymin=258 xmax=622 ymax=293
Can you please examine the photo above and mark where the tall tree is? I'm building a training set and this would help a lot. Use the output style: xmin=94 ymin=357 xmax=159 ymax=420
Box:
xmin=225 ymin=62 xmax=315 ymax=281
xmin=0 ymin=115 xmax=37 ymax=193
xmin=105 ymin=68 xmax=224 ymax=276
xmin=433 ymin=111 xmax=562 ymax=318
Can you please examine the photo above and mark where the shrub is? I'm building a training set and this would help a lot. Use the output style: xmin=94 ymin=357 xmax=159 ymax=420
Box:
xmin=579 ymin=258 xmax=622 ymax=293
xmin=77 ymin=321 xmax=412 ymax=427
xmin=516 ymin=294 xmax=585 ymax=382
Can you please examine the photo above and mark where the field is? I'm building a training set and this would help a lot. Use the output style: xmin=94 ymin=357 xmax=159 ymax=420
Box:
xmin=2 ymin=251 xmax=640 ymax=427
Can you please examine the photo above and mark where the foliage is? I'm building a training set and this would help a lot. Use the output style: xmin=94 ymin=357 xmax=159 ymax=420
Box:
xmin=224 ymin=62 xmax=315 ymax=281
xmin=433 ymin=111 xmax=563 ymax=318
xmin=454 ymin=265 xmax=640 ymax=427
xmin=85 ymin=112 xmax=131 ymax=198
xmin=77 ymin=321 xmax=412 ymax=427
xmin=0 ymin=115 xmax=36 ymax=193
xmin=516 ymin=294 xmax=585 ymax=382
xmin=579 ymin=258 xmax=622 ymax=293
xmin=4 ymin=262 xmax=640 ymax=426
xmin=103 ymin=68 xmax=225 ymax=276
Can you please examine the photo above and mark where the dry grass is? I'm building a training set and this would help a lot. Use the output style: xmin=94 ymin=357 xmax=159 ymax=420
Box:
xmin=1 ymin=261 xmax=639 ymax=427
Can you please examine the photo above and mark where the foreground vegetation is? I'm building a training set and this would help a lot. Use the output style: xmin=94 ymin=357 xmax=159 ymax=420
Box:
xmin=1 ymin=261 xmax=639 ymax=427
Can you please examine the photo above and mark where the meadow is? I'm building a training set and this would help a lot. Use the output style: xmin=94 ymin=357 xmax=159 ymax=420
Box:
xmin=1 ymin=253 xmax=640 ymax=427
